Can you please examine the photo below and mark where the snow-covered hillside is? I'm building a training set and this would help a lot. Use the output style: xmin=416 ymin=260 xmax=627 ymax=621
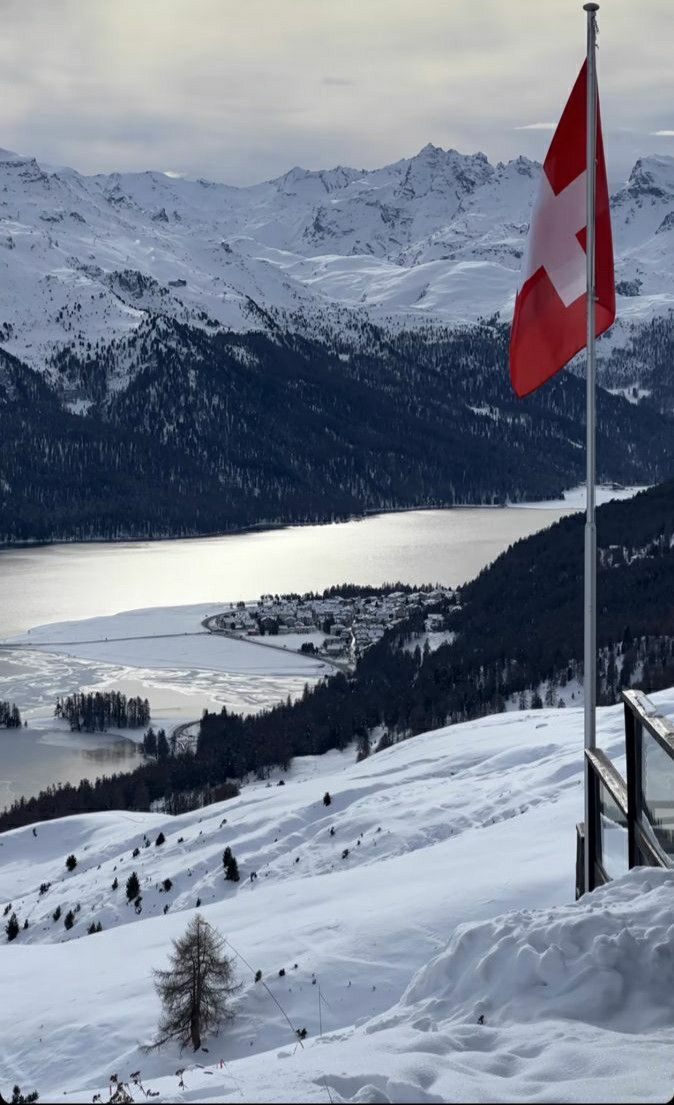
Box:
xmin=1 ymin=143 xmax=673 ymax=384
xmin=2 ymin=694 xmax=673 ymax=1102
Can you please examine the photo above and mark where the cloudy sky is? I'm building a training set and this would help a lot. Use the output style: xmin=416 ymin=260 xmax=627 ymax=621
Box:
xmin=0 ymin=0 xmax=671 ymax=185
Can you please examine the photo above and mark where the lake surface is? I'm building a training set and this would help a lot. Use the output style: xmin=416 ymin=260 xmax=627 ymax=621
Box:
xmin=0 ymin=507 xmax=573 ymax=808
xmin=0 ymin=508 xmax=572 ymax=639
xmin=0 ymin=726 xmax=143 ymax=814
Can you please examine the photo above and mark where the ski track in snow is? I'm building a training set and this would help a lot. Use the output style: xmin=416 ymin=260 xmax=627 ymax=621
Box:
xmin=1 ymin=691 xmax=674 ymax=1102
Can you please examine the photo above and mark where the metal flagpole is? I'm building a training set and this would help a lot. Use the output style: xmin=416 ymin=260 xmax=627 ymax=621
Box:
xmin=583 ymin=1 xmax=599 ymax=896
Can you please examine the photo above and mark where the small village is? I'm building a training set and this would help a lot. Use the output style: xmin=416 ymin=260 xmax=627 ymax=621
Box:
xmin=211 ymin=587 xmax=456 ymax=665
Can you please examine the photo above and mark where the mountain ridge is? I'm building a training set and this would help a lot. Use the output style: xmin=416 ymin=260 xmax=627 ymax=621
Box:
xmin=0 ymin=142 xmax=672 ymax=388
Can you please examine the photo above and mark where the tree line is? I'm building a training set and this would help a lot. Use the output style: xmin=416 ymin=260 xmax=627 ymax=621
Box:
xmin=0 ymin=702 xmax=21 ymax=728
xmin=55 ymin=692 xmax=150 ymax=732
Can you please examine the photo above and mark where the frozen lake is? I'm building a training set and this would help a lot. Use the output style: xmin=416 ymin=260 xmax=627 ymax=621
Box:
xmin=0 ymin=507 xmax=575 ymax=639
xmin=0 ymin=506 xmax=577 ymax=807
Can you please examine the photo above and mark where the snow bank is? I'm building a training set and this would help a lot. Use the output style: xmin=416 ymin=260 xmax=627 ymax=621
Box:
xmin=399 ymin=868 xmax=674 ymax=1033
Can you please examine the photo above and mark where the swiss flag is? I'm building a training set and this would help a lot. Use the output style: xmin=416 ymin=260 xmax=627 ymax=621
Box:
xmin=509 ymin=61 xmax=615 ymax=397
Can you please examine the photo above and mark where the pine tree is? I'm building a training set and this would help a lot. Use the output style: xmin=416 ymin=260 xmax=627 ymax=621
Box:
xmin=155 ymin=832 xmax=166 ymax=847
xmin=126 ymin=872 xmax=140 ymax=901
xmin=143 ymin=727 xmax=158 ymax=758
xmin=355 ymin=730 xmax=370 ymax=762
xmin=151 ymin=914 xmax=239 ymax=1051
xmin=5 ymin=912 xmax=19 ymax=942
xmin=10 ymin=1086 xmax=39 ymax=1104
xmin=64 ymin=910 xmax=75 ymax=931
xmin=323 ymin=791 xmax=332 ymax=806
xmin=65 ymin=854 xmax=77 ymax=872
xmin=224 ymin=850 xmax=240 ymax=882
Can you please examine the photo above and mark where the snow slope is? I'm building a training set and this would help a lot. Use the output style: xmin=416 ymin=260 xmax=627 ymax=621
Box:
xmin=0 ymin=144 xmax=673 ymax=386
xmin=1 ymin=692 xmax=673 ymax=1102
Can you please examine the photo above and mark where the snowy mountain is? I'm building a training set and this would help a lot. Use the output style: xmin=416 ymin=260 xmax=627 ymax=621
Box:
xmin=1 ymin=695 xmax=673 ymax=1102
xmin=1 ymin=143 xmax=674 ymax=385
xmin=2 ymin=143 xmax=674 ymax=543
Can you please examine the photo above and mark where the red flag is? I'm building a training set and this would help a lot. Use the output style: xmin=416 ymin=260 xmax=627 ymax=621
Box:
xmin=509 ymin=61 xmax=615 ymax=397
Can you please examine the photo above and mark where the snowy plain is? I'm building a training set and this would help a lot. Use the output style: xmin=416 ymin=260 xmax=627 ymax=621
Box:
xmin=1 ymin=693 xmax=673 ymax=1102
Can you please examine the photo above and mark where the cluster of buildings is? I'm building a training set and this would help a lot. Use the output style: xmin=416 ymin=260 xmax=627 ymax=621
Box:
xmin=213 ymin=588 xmax=454 ymax=664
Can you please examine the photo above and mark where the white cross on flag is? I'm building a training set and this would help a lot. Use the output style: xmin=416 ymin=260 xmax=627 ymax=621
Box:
xmin=509 ymin=61 xmax=615 ymax=397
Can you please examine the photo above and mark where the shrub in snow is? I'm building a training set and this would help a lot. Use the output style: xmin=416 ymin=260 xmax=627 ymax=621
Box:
xmin=151 ymin=913 xmax=239 ymax=1051
xmin=323 ymin=791 xmax=332 ymax=806
xmin=155 ymin=832 xmax=165 ymax=847
xmin=223 ymin=847 xmax=240 ymax=882
xmin=254 ymin=969 xmax=262 ymax=983
xmin=64 ymin=910 xmax=75 ymax=931
xmin=65 ymin=854 xmax=77 ymax=872
xmin=39 ymin=882 xmax=51 ymax=896
xmin=162 ymin=878 xmax=172 ymax=892
xmin=132 ymin=847 xmax=140 ymax=858
xmin=342 ymin=848 xmax=349 ymax=859
xmin=52 ymin=906 xmax=61 ymax=923
xmin=279 ymin=968 xmax=285 ymax=977
xmin=5 ymin=912 xmax=19 ymax=942
xmin=112 ymin=877 xmax=118 ymax=890
xmin=126 ymin=872 xmax=140 ymax=901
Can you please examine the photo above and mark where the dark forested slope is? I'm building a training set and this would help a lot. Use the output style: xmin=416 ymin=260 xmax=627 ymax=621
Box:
xmin=3 ymin=319 xmax=674 ymax=542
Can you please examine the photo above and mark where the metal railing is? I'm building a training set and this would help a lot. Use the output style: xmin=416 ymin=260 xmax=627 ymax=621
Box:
xmin=576 ymin=689 xmax=674 ymax=897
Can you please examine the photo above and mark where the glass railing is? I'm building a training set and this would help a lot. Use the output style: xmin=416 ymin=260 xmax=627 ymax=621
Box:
xmin=577 ymin=690 xmax=674 ymax=896
xmin=638 ymin=724 xmax=674 ymax=862
xmin=597 ymin=777 xmax=629 ymax=880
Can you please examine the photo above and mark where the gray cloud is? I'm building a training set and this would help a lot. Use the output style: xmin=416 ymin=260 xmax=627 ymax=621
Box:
xmin=0 ymin=0 xmax=670 ymax=185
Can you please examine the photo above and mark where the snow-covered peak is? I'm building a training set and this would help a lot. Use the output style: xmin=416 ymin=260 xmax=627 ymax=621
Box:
xmin=620 ymin=153 xmax=674 ymax=201
xmin=0 ymin=142 xmax=671 ymax=385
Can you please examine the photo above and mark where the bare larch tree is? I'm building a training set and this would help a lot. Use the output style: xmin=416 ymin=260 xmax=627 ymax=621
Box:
xmin=152 ymin=913 xmax=239 ymax=1051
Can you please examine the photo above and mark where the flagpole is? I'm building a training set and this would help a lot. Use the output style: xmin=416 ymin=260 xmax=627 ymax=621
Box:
xmin=583 ymin=1 xmax=598 ymax=896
